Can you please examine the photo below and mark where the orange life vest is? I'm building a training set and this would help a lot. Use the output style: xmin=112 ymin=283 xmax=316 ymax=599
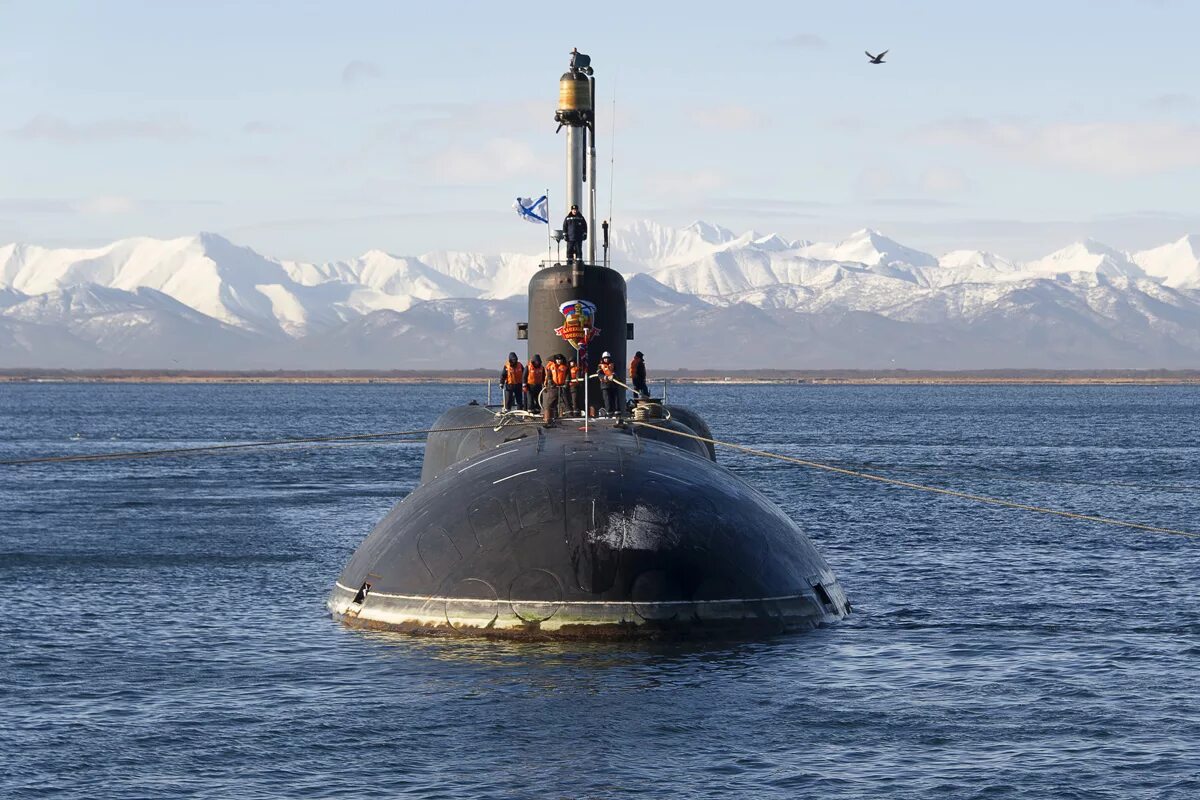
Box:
xmin=629 ymin=357 xmax=642 ymax=380
xmin=547 ymin=361 xmax=570 ymax=385
xmin=599 ymin=361 xmax=616 ymax=382
xmin=570 ymin=363 xmax=581 ymax=380
xmin=526 ymin=363 xmax=545 ymax=386
xmin=503 ymin=361 xmax=524 ymax=385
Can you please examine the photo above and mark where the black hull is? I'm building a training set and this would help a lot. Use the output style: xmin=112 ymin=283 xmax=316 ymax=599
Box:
xmin=328 ymin=405 xmax=849 ymax=640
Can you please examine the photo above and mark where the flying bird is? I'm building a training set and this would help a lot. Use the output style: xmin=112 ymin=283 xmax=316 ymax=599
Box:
xmin=865 ymin=50 xmax=888 ymax=64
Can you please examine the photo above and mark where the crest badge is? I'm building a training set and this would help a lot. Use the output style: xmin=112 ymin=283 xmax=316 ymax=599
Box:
xmin=554 ymin=300 xmax=600 ymax=351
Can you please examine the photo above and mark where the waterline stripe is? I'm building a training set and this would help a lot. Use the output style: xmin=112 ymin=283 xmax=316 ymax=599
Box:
xmin=333 ymin=582 xmax=812 ymax=606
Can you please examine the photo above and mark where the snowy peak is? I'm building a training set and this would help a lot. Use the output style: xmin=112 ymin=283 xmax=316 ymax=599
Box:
xmin=345 ymin=250 xmax=477 ymax=297
xmin=417 ymin=250 xmax=541 ymax=299
xmin=611 ymin=219 xmax=727 ymax=269
xmin=1133 ymin=234 xmax=1200 ymax=289
xmin=939 ymin=250 xmax=1019 ymax=273
xmin=683 ymin=220 xmax=738 ymax=245
xmin=1025 ymin=240 xmax=1145 ymax=280
xmin=800 ymin=228 xmax=938 ymax=268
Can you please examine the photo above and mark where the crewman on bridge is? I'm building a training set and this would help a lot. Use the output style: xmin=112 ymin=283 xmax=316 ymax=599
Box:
xmin=525 ymin=354 xmax=545 ymax=413
xmin=629 ymin=350 xmax=649 ymax=397
xmin=500 ymin=352 xmax=525 ymax=411
xmin=563 ymin=205 xmax=587 ymax=265
xmin=543 ymin=353 xmax=572 ymax=425
xmin=598 ymin=351 xmax=620 ymax=415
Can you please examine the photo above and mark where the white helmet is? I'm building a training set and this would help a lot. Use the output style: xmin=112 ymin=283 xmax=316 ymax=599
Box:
xmin=601 ymin=351 xmax=611 ymax=358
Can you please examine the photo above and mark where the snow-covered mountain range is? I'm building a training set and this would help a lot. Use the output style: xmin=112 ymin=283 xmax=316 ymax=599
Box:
xmin=3 ymin=221 xmax=1200 ymax=369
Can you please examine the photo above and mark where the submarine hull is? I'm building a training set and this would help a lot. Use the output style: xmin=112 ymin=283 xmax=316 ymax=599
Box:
xmin=327 ymin=50 xmax=849 ymax=640
xmin=328 ymin=405 xmax=849 ymax=640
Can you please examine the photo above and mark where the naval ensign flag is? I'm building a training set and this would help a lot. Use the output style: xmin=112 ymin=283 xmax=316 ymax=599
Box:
xmin=514 ymin=195 xmax=549 ymax=224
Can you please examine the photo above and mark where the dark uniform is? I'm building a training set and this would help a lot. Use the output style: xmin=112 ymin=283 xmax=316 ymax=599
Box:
xmin=629 ymin=351 xmax=649 ymax=397
xmin=563 ymin=206 xmax=587 ymax=264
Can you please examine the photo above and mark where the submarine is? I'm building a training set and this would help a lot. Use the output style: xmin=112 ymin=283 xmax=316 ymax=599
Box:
xmin=327 ymin=50 xmax=850 ymax=639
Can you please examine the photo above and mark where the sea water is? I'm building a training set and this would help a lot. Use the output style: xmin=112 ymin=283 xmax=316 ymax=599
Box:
xmin=2 ymin=383 xmax=1198 ymax=799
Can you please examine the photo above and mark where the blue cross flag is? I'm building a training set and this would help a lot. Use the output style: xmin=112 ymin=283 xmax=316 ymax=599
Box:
xmin=514 ymin=195 xmax=549 ymax=224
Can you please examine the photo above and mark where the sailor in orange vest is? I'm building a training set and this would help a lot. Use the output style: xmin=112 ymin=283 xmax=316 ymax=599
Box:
xmin=629 ymin=351 xmax=649 ymax=397
xmin=598 ymin=351 xmax=620 ymax=414
xmin=525 ymin=354 xmax=545 ymax=413
xmin=543 ymin=353 xmax=573 ymax=425
xmin=499 ymin=352 xmax=525 ymax=411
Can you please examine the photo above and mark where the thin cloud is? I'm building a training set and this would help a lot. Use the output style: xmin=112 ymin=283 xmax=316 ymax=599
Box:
xmin=775 ymin=33 xmax=827 ymax=49
xmin=689 ymin=104 xmax=770 ymax=132
xmin=824 ymin=114 xmax=869 ymax=133
xmin=0 ymin=198 xmax=76 ymax=214
xmin=0 ymin=196 xmax=135 ymax=215
xmin=917 ymin=117 xmax=1200 ymax=176
xmin=342 ymin=60 xmax=382 ymax=85
xmin=643 ymin=170 xmax=724 ymax=196
xmin=853 ymin=166 xmax=905 ymax=199
xmin=242 ymin=120 xmax=288 ymax=135
xmin=708 ymin=197 xmax=833 ymax=211
xmin=1142 ymin=92 xmax=1195 ymax=111
xmin=9 ymin=114 xmax=194 ymax=143
xmin=76 ymin=196 xmax=136 ymax=215
xmin=341 ymin=100 xmax=546 ymax=167
xmin=919 ymin=166 xmax=971 ymax=195
xmin=428 ymin=138 xmax=539 ymax=184
xmin=854 ymin=165 xmax=969 ymax=203
xmin=380 ymin=100 xmax=544 ymax=137
xmin=867 ymin=198 xmax=960 ymax=209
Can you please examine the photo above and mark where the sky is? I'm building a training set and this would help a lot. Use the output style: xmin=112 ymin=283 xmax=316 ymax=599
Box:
xmin=3 ymin=0 xmax=1200 ymax=262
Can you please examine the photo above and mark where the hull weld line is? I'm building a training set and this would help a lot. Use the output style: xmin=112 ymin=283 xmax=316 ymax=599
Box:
xmin=647 ymin=470 xmax=690 ymax=485
xmin=492 ymin=468 xmax=538 ymax=484
xmin=457 ymin=449 xmax=519 ymax=473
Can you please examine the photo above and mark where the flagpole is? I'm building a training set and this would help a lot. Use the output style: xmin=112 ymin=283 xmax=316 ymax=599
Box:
xmin=545 ymin=188 xmax=551 ymax=265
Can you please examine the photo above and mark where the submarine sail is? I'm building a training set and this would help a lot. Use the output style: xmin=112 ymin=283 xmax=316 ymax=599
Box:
xmin=327 ymin=50 xmax=850 ymax=639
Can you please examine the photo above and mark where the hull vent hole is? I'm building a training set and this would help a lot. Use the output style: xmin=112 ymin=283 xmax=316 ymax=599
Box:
xmin=813 ymin=583 xmax=833 ymax=607
xmin=352 ymin=582 xmax=372 ymax=605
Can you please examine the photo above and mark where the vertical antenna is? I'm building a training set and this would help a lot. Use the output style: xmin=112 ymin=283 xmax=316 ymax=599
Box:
xmin=608 ymin=77 xmax=616 ymax=233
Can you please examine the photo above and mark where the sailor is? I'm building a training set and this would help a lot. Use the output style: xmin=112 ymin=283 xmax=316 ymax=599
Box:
xmin=525 ymin=354 xmax=545 ymax=413
xmin=500 ymin=352 xmax=525 ymax=411
xmin=543 ymin=353 xmax=572 ymax=425
xmin=563 ymin=204 xmax=587 ymax=264
xmin=629 ymin=351 xmax=649 ymax=397
xmin=598 ymin=351 xmax=620 ymax=414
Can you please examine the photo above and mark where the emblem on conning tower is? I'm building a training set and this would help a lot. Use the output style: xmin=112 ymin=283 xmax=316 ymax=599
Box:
xmin=555 ymin=299 xmax=600 ymax=350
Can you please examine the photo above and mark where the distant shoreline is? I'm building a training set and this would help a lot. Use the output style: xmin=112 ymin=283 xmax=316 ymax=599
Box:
xmin=3 ymin=369 xmax=1199 ymax=386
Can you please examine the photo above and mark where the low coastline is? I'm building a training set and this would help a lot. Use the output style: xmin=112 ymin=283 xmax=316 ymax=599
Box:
xmin=3 ymin=368 xmax=1199 ymax=385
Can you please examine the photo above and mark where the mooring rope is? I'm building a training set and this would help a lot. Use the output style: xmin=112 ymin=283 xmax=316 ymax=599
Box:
xmin=0 ymin=421 xmax=544 ymax=466
xmin=6 ymin=411 xmax=1194 ymax=540
xmin=631 ymin=421 xmax=1199 ymax=539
